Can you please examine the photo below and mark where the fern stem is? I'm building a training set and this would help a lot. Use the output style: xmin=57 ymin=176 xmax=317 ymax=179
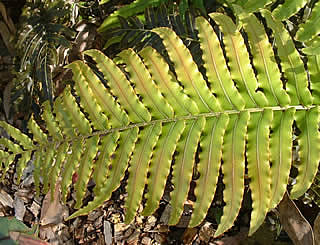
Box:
xmin=3 ymin=105 xmax=317 ymax=162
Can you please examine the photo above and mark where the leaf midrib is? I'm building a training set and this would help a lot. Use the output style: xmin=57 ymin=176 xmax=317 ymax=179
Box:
xmin=79 ymin=66 xmax=124 ymax=125
xmin=166 ymin=34 xmax=211 ymax=112
xmin=100 ymin=61 xmax=147 ymax=123
xmin=248 ymin=20 xmax=280 ymax=106
xmin=271 ymin=112 xmax=284 ymax=203
xmin=176 ymin=119 xmax=196 ymax=205
xmin=147 ymin=53 xmax=191 ymax=115
xmin=150 ymin=122 xmax=177 ymax=201
xmin=300 ymin=111 xmax=311 ymax=187
xmin=126 ymin=57 xmax=169 ymax=119
xmin=256 ymin=111 xmax=264 ymax=216
xmin=198 ymin=118 xmax=217 ymax=209
xmin=127 ymin=123 xmax=156 ymax=210
xmin=266 ymin=12 xmax=304 ymax=105
xmin=202 ymin=26 xmax=236 ymax=110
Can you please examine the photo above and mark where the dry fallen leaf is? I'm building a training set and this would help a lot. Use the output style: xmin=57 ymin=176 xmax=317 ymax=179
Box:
xmin=313 ymin=212 xmax=320 ymax=245
xmin=0 ymin=189 xmax=13 ymax=208
xmin=182 ymin=227 xmax=198 ymax=244
xmin=40 ymin=182 xmax=68 ymax=226
xmin=29 ymin=201 xmax=41 ymax=218
xmin=278 ymin=192 xmax=314 ymax=245
xmin=214 ymin=227 xmax=248 ymax=245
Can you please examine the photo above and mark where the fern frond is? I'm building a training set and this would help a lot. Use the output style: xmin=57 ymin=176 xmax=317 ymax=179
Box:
xmin=269 ymin=109 xmax=295 ymax=209
xmin=61 ymin=139 xmax=83 ymax=203
xmin=232 ymin=0 xmax=274 ymax=14
xmin=215 ymin=112 xmax=249 ymax=237
xmin=261 ymin=10 xmax=313 ymax=106
xmin=67 ymin=128 xmax=139 ymax=219
xmin=42 ymin=147 xmax=55 ymax=194
xmin=291 ymin=108 xmax=320 ymax=199
xmin=189 ymin=114 xmax=228 ymax=228
xmin=247 ymin=110 xmax=273 ymax=235
xmin=42 ymin=101 xmax=63 ymax=140
xmin=303 ymin=36 xmax=320 ymax=55
xmin=83 ymin=50 xmax=150 ymax=123
xmin=272 ymin=0 xmax=308 ymax=20
xmin=0 ymin=154 xmax=14 ymax=182
xmin=61 ymin=86 xmax=92 ymax=135
xmin=66 ymin=61 xmax=128 ymax=128
xmin=98 ymin=0 xmax=162 ymax=32
xmin=92 ymin=133 xmax=119 ymax=196
xmin=74 ymin=135 xmax=99 ymax=209
xmin=308 ymin=55 xmax=320 ymax=101
xmin=48 ymin=142 xmax=69 ymax=200
xmin=0 ymin=122 xmax=34 ymax=150
xmin=33 ymin=149 xmax=43 ymax=196
xmin=28 ymin=115 xmax=48 ymax=143
xmin=53 ymin=97 xmax=77 ymax=138
xmin=195 ymin=17 xmax=245 ymax=111
xmin=169 ymin=117 xmax=205 ymax=225
xmin=241 ymin=14 xmax=290 ymax=107
xmin=125 ymin=122 xmax=162 ymax=223
xmin=138 ymin=46 xmax=199 ymax=115
xmin=210 ymin=13 xmax=267 ymax=108
xmin=153 ymin=27 xmax=221 ymax=113
xmin=16 ymin=152 xmax=32 ymax=184
xmin=142 ymin=121 xmax=185 ymax=216
xmin=0 ymin=138 xmax=22 ymax=154
xmin=118 ymin=49 xmax=174 ymax=119
xmin=295 ymin=0 xmax=320 ymax=42
xmin=2 ymin=9 xmax=320 ymax=238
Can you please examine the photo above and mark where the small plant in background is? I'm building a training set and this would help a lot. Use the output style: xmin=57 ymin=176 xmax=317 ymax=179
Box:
xmin=15 ymin=0 xmax=74 ymax=107
xmin=97 ymin=0 xmax=206 ymax=33
xmin=96 ymin=0 xmax=221 ymax=58
xmin=0 ymin=0 xmax=76 ymax=126
xmin=101 ymin=4 xmax=201 ymax=57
